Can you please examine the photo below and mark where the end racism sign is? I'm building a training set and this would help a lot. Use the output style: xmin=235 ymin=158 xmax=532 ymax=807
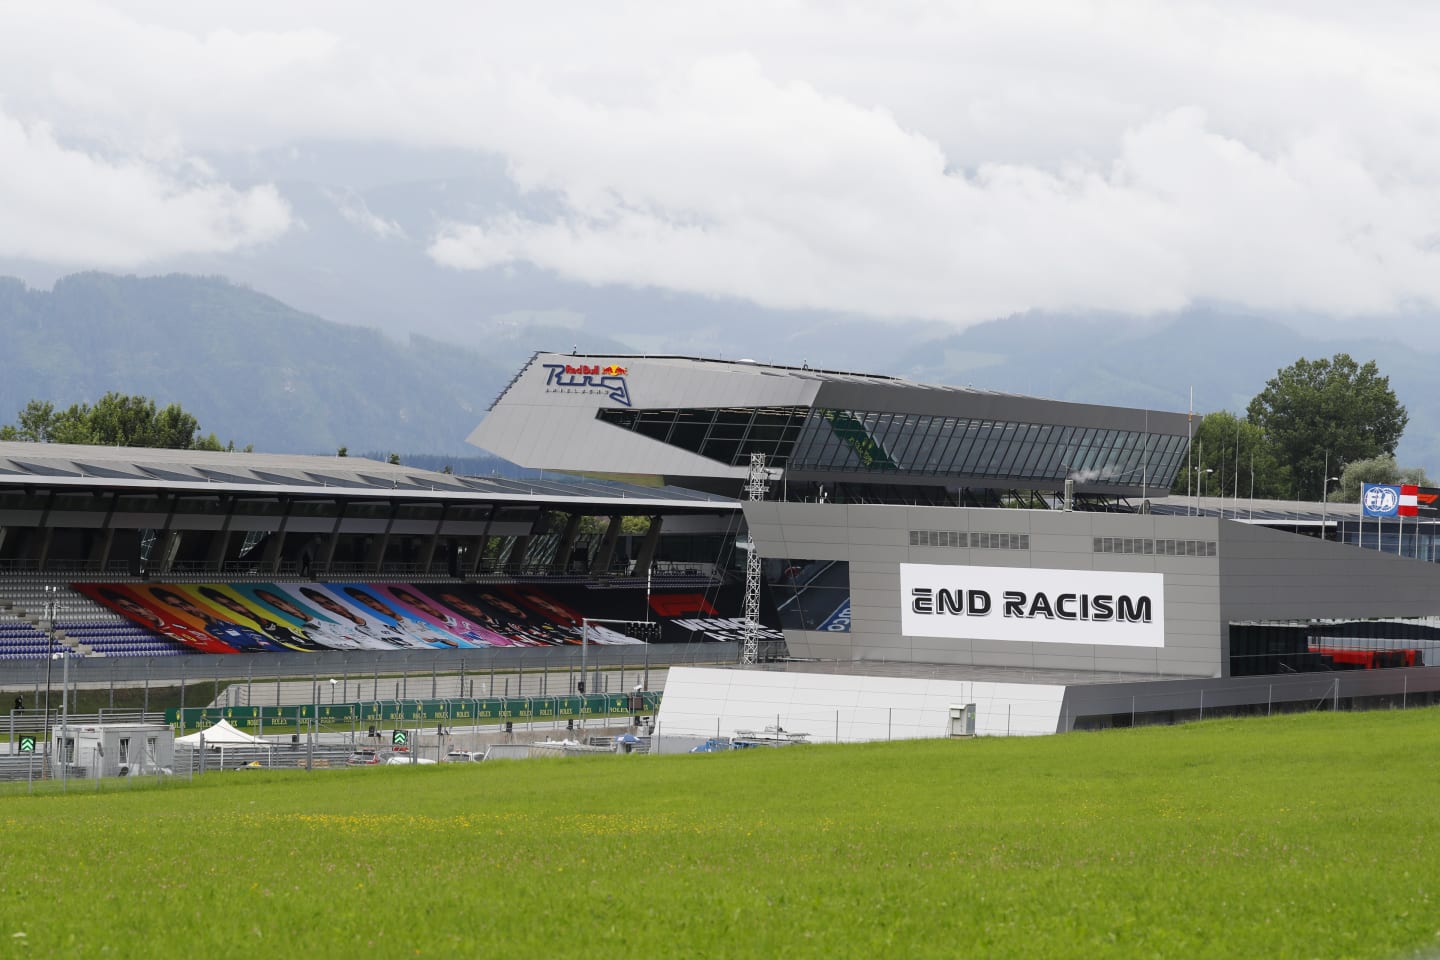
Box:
xmin=900 ymin=563 xmax=1165 ymax=648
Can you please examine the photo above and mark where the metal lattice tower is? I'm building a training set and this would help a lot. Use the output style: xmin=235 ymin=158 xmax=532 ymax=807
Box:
xmin=741 ymin=453 xmax=768 ymax=665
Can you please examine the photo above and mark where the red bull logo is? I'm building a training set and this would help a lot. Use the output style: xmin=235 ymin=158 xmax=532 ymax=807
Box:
xmin=556 ymin=363 xmax=627 ymax=376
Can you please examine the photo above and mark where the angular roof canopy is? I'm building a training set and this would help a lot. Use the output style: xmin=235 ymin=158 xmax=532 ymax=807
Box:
xmin=0 ymin=441 xmax=738 ymax=513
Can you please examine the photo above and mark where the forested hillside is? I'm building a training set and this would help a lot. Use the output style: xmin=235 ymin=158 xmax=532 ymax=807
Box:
xmin=0 ymin=273 xmax=505 ymax=454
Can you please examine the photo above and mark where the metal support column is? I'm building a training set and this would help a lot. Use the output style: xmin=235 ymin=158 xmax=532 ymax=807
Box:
xmin=553 ymin=512 xmax=584 ymax=574
xmin=319 ymin=499 xmax=348 ymax=575
xmin=589 ymin=515 xmax=623 ymax=575
xmin=367 ymin=501 xmax=399 ymax=574
xmin=741 ymin=454 xmax=768 ymax=665
xmin=419 ymin=502 xmax=449 ymax=575
xmin=632 ymin=515 xmax=664 ymax=579
xmin=261 ymin=496 xmax=293 ymax=574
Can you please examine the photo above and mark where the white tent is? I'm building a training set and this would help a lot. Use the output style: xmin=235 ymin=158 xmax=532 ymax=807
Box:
xmin=175 ymin=719 xmax=269 ymax=747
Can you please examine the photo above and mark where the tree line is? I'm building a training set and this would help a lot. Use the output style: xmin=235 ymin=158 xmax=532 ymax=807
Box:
xmin=0 ymin=394 xmax=249 ymax=452
xmin=1173 ymin=353 xmax=1421 ymax=502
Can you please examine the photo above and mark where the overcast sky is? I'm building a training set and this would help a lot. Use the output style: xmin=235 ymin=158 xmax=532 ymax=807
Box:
xmin=4 ymin=1 xmax=1440 ymax=331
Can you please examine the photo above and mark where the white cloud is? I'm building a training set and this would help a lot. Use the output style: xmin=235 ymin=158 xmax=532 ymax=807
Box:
xmin=0 ymin=110 xmax=291 ymax=268
xmin=7 ymin=1 xmax=1440 ymax=325
xmin=431 ymin=61 xmax=1440 ymax=324
xmin=326 ymin=188 xmax=407 ymax=241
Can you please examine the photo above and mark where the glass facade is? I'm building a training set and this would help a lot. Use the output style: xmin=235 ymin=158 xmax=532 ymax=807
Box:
xmin=1335 ymin=519 xmax=1440 ymax=563
xmin=790 ymin=410 xmax=1188 ymax=487
xmin=1230 ymin=619 xmax=1437 ymax=676
xmin=596 ymin=406 xmax=811 ymax=468
xmin=597 ymin=405 xmax=1188 ymax=489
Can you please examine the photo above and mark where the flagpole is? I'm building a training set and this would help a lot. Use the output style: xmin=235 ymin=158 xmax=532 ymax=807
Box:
xmin=1141 ymin=409 xmax=1148 ymax=502
xmin=1218 ymin=442 xmax=1225 ymax=520
xmin=1185 ymin=387 xmax=1193 ymax=515
xmin=1321 ymin=451 xmax=1329 ymax=541
xmin=1361 ymin=482 xmax=1368 ymax=551
xmin=1233 ymin=419 xmax=1240 ymax=518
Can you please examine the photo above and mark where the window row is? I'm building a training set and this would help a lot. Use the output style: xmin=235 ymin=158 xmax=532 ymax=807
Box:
xmin=792 ymin=410 xmax=1187 ymax=486
xmin=596 ymin=404 xmax=1190 ymax=490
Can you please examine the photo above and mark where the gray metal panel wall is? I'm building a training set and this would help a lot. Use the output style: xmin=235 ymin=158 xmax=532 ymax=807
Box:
xmin=750 ymin=502 xmax=1440 ymax=679
xmin=1217 ymin=520 xmax=1440 ymax=622
xmin=747 ymin=502 xmax=1222 ymax=677
xmin=468 ymin=353 xmax=821 ymax=477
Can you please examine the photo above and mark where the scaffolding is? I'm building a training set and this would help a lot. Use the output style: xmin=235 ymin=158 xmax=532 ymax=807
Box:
xmin=741 ymin=454 xmax=768 ymax=665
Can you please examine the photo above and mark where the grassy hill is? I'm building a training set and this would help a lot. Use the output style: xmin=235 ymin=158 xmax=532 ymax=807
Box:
xmin=0 ymin=273 xmax=507 ymax=455
xmin=5 ymin=708 xmax=1439 ymax=958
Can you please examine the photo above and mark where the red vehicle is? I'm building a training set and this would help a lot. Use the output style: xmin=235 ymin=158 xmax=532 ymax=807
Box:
xmin=1311 ymin=646 xmax=1423 ymax=669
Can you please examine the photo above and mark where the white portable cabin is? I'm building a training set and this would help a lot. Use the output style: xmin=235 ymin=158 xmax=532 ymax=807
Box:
xmin=51 ymin=723 xmax=174 ymax=778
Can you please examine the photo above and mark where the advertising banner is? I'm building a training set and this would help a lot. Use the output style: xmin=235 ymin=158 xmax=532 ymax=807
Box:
xmin=1362 ymin=482 xmax=1440 ymax=518
xmin=900 ymin=563 xmax=1165 ymax=648
xmin=170 ymin=692 xmax=663 ymax=730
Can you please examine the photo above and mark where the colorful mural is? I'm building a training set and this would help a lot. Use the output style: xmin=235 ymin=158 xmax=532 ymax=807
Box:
xmin=74 ymin=582 xmax=784 ymax=654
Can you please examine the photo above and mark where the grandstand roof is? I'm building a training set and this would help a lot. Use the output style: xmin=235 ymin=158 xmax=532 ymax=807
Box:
xmin=0 ymin=442 xmax=738 ymax=512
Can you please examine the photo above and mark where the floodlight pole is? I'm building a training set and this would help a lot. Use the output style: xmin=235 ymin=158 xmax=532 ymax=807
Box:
xmin=578 ymin=616 xmax=654 ymax=726
xmin=1321 ymin=476 xmax=1339 ymax=542
xmin=306 ymin=675 xmax=316 ymax=772
xmin=60 ymin=640 xmax=69 ymax=791
xmin=42 ymin=584 xmax=55 ymax=777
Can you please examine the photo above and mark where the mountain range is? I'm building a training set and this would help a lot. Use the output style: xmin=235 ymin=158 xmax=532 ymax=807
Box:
xmin=0 ymin=272 xmax=504 ymax=455
xmin=1 ymin=268 xmax=1437 ymax=475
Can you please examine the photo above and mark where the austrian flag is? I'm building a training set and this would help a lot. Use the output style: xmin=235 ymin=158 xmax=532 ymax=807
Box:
xmin=1400 ymin=485 xmax=1419 ymax=516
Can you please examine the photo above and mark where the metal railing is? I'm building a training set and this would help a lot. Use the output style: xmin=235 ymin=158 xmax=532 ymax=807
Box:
xmin=0 ymin=642 xmax=745 ymax=698
xmin=0 ymin=561 xmax=731 ymax=586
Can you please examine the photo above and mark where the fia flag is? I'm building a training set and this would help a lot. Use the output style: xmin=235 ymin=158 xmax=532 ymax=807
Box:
xmin=1362 ymin=483 xmax=1400 ymax=517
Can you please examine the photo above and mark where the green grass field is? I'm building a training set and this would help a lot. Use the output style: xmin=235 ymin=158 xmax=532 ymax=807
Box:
xmin=3 ymin=708 xmax=1440 ymax=958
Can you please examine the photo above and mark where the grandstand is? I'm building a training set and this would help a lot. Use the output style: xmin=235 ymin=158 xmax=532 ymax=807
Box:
xmin=0 ymin=443 xmax=776 ymax=683
xmin=0 ymin=579 xmax=151 ymax=659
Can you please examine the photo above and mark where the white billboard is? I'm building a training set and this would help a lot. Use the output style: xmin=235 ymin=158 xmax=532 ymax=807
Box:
xmin=900 ymin=563 xmax=1165 ymax=648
